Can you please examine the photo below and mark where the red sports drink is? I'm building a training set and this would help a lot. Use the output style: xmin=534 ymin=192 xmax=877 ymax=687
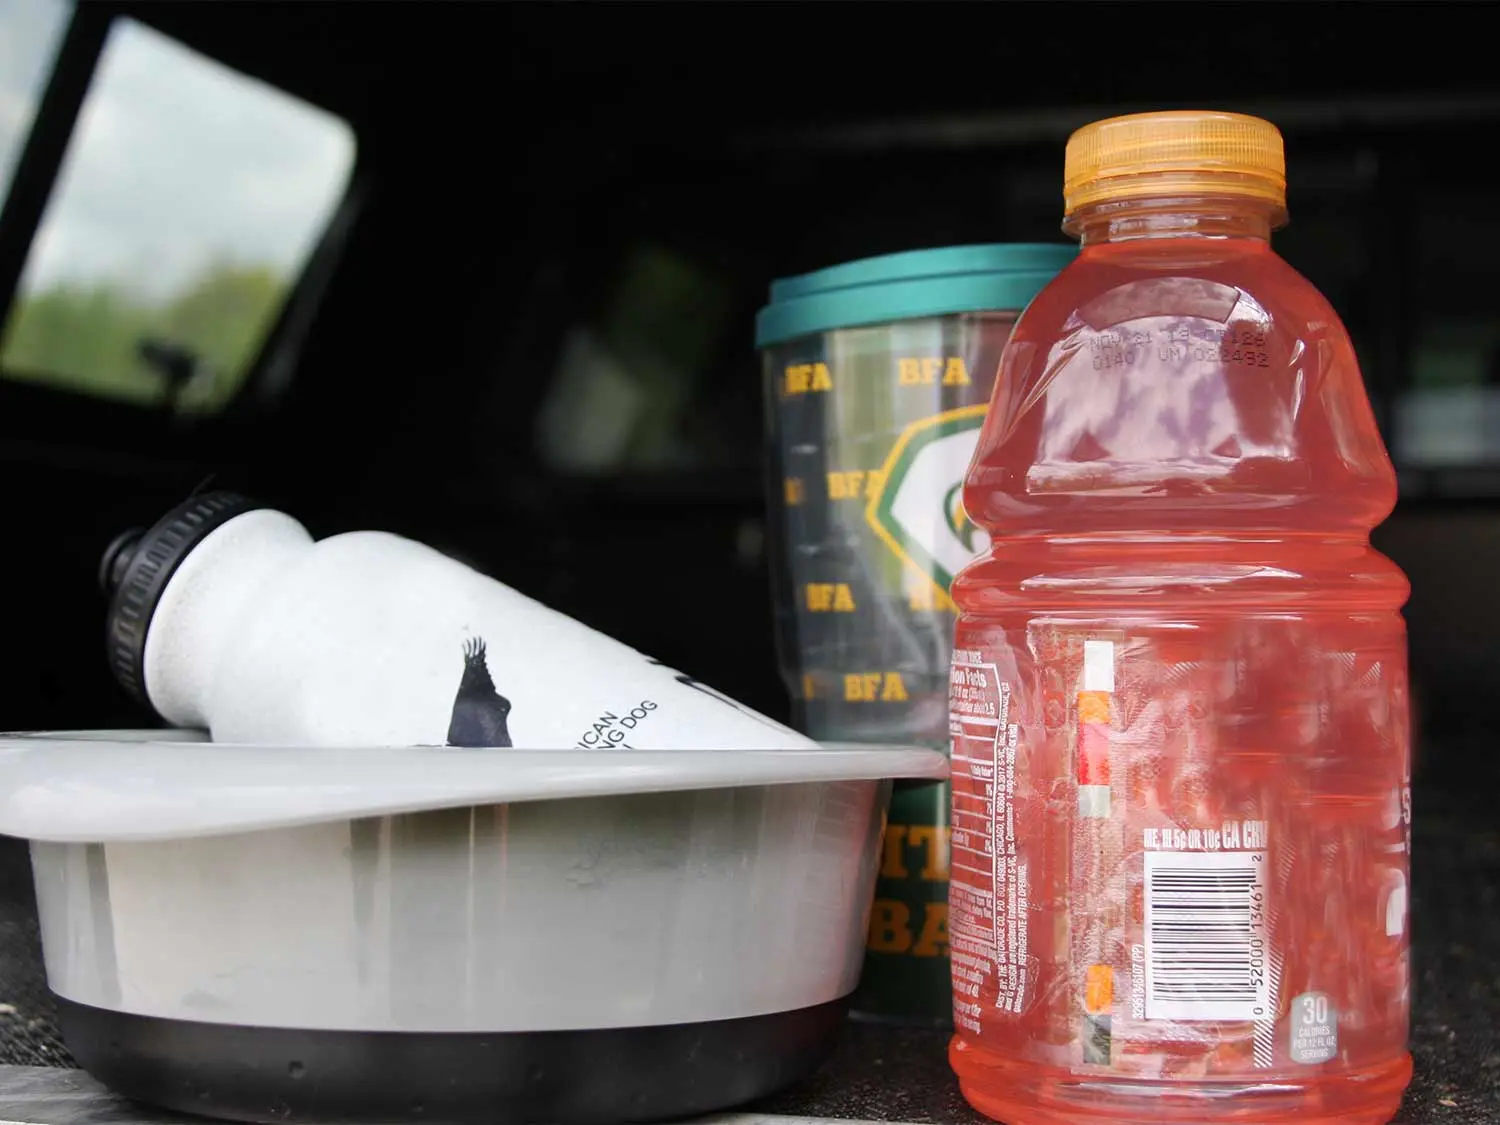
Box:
xmin=947 ymin=111 xmax=1411 ymax=1125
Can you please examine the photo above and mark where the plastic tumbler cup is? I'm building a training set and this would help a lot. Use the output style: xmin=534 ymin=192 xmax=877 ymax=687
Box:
xmin=756 ymin=244 xmax=1075 ymax=1024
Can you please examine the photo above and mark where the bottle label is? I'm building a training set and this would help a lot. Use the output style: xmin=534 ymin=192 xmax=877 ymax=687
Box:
xmin=948 ymin=648 xmax=1022 ymax=1031
xmin=948 ymin=621 xmax=1410 ymax=1077
xmin=442 ymin=638 xmax=796 ymax=750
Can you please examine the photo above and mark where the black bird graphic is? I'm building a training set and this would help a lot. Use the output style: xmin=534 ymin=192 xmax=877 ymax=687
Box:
xmin=446 ymin=637 xmax=513 ymax=748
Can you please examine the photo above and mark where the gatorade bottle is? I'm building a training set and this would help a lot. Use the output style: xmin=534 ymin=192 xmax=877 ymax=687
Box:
xmin=946 ymin=112 xmax=1411 ymax=1125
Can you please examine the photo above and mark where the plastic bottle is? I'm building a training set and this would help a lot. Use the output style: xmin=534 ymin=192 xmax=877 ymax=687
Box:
xmin=946 ymin=112 xmax=1411 ymax=1125
xmin=101 ymin=491 xmax=817 ymax=750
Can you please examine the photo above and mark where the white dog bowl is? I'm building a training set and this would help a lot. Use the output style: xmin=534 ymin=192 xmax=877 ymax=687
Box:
xmin=0 ymin=731 xmax=947 ymax=1123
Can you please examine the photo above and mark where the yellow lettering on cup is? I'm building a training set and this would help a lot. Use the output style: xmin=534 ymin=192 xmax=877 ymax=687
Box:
xmin=881 ymin=825 xmax=910 ymax=879
xmin=912 ymin=902 xmax=950 ymax=957
xmin=807 ymin=583 xmax=856 ymax=612
xmin=826 ymin=470 xmax=868 ymax=500
xmin=942 ymin=357 xmax=971 ymax=386
xmin=867 ymin=899 xmax=913 ymax=953
xmin=783 ymin=363 xmax=833 ymax=393
xmin=907 ymin=825 xmax=951 ymax=881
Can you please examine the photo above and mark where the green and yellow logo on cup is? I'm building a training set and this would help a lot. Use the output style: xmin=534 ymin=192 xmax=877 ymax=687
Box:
xmin=866 ymin=404 xmax=991 ymax=603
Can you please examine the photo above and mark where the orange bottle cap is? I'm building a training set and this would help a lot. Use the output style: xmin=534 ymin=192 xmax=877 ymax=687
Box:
xmin=1063 ymin=110 xmax=1287 ymax=219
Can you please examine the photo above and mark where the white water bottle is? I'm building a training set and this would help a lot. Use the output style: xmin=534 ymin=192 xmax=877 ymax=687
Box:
xmin=101 ymin=492 xmax=816 ymax=749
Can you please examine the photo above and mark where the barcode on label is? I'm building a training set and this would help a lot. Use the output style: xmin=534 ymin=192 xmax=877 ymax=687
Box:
xmin=1144 ymin=849 xmax=1270 ymax=1021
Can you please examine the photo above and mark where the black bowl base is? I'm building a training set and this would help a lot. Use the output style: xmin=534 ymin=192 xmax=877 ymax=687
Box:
xmin=56 ymin=993 xmax=849 ymax=1124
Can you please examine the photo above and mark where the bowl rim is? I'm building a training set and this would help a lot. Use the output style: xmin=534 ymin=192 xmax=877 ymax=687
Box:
xmin=0 ymin=731 xmax=948 ymax=843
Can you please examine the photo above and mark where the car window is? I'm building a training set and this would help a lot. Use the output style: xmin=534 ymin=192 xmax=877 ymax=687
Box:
xmin=0 ymin=15 xmax=355 ymax=414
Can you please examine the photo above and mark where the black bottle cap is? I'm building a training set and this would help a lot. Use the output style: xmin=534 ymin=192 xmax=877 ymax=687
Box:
xmin=103 ymin=491 xmax=268 ymax=709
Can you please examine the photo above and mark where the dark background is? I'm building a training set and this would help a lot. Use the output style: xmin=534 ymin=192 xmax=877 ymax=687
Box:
xmin=3 ymin=4 xmax=1499 ymax=741
xmin=0 ymin=2 xmax=1495 ymax=1120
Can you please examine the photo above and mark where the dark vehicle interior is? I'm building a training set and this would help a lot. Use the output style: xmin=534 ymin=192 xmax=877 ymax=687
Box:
xmin=0 ymin=3 xmax=1496 ymax=1120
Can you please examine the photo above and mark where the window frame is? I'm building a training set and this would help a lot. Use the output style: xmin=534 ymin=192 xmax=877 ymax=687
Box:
xmin=0 ymin=1 xmax=365 ymax=431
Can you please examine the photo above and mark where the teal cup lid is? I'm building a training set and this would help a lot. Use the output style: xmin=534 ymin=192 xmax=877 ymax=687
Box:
xmin=754 ymin=243 xmax=1077 ymax=349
